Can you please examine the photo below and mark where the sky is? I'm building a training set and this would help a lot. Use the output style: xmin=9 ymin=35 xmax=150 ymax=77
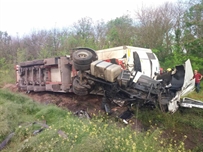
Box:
xmin=0 ymin=0 xmax=177 ymax=37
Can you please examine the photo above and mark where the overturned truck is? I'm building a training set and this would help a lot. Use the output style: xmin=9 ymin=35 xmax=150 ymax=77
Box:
xmin=16 ymin=47 xmax=201 ymax=114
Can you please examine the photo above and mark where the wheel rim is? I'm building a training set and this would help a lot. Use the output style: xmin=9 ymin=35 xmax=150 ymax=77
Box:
xmin=78 ymin=52 xmax=88 ymax=58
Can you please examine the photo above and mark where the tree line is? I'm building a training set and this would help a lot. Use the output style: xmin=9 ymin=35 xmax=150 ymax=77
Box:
xmin=0 ymin=0 xmax=203 ymax=72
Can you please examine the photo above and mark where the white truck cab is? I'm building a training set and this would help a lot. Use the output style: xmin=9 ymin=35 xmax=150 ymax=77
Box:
xmin=96 ymin=46 xmax=160 ymax=78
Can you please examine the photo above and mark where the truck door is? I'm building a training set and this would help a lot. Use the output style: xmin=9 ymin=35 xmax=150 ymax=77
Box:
xmin=146 ymin=52 xmax=160 ymax=77
xmin=135 ymin=51 xmax=151 ymax=77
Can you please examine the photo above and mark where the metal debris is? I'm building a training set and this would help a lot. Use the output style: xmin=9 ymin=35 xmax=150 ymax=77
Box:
xmin=119 ymin=108 xmax=134 ymax=125
xmin=74 ymin=110 xmax=91 ymax=119
xmin=113 ymin=99 xmax=125 ymax=107
xmin=101 ymin=97 xmax=112 ymax=115
xmin=33 ymin=128 xmax=44 ymax=135
xmin=0 ymin=132 xmax=15 ymax=151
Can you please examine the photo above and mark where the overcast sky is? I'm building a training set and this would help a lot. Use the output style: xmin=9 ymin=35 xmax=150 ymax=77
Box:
xmin=0 ymin=0 xmax=177 ymax=37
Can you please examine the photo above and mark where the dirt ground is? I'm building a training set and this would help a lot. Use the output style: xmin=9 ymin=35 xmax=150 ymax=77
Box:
xmin=2 ymin=84 xmax=203 ymax=150
xmin=2 ymin=84 xmax=144 ymax=130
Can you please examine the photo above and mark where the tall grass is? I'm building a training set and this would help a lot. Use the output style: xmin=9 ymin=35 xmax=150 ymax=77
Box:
xmin=0 ymin=64 xmax=16 ymax=87
xmin=187 ymin=82 xmax=203 ymax=101
xmin=0 ymin=89 xmax=188 ymax=152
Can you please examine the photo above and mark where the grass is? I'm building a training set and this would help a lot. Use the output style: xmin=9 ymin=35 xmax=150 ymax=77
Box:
xmin=135 ymin=83 xmax=203 ymax=151
xmin=0 ymin=65 xmax=16 ymax=87
xmin=0 ymin=89 xmax=189 ymax=152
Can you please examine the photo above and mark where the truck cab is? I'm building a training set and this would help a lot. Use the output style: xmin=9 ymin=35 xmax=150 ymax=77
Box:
xmin=96 ymin=46 xmax=160 ymax=78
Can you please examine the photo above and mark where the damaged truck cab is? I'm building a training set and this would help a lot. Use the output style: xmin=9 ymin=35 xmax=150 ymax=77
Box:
xmin=16 ymin=47 xmax=196 ymax=113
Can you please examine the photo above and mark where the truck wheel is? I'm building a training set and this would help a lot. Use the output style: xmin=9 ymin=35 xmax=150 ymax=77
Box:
xmin=73 ymin=86 xmax=88 ymax=96
xmin=72 ymin=77 xmax=88 ymax=96
xmin=73 ymin=62 xmax=90 ymax=71
xmin=72 ymin=50 xmax=93 ymax=65
xmin=72 ymin=47 xmax=98 ymax=62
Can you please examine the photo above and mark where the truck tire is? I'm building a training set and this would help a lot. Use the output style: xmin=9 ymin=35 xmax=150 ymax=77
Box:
xmin=72 ymin=50 xmax=93 ymax=65
xmin=72 ymin=77 xmax=88 ymax=96
xmin=73 ymin=86 xmax=88 ymax=96
xmin=133 ymin=52 xmax=142 ymax=72
xmin=72 ymin=47 xmax=98 ymax=62
xmin=73 ymin=62 xmax=90 ymax=71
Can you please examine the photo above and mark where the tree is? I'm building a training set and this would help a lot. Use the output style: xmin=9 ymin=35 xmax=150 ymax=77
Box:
xmin=0 ymin=31 xmax=12 ymax=61
xmin=69 ymin=17 xmax=95 ymax=48
xmin=93 ymin=20 xmax=107 ymax=49
xmin=134 ymin=3 xmax=177 ymax=61
xmin=106 ymin=15 xmax=135 ymax=47
xmin=182 ymin=0 xmax=203 ymax=57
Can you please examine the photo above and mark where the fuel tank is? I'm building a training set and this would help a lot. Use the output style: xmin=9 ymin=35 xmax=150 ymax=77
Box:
xmin=90 ymin=60 xmax=122 ymax=82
